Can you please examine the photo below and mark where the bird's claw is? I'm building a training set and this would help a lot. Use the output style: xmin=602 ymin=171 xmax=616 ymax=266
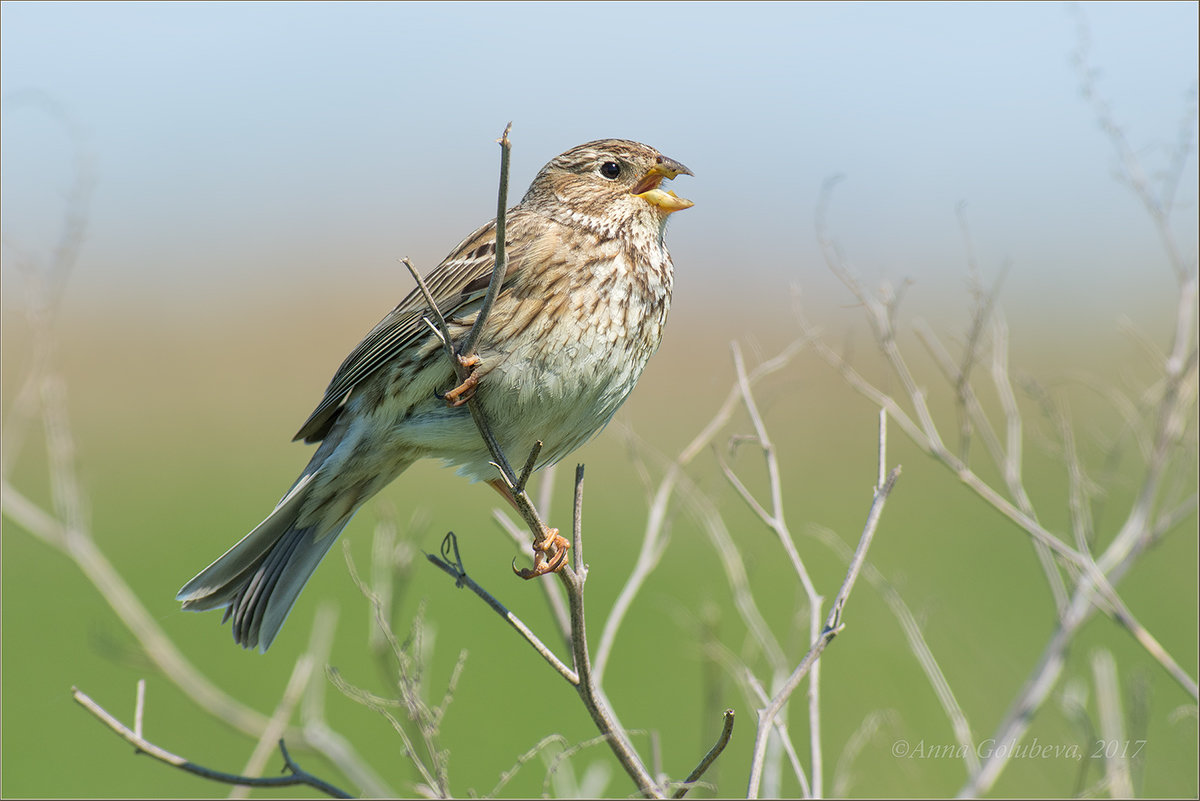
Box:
xmin=514 ymin=527 xmax=570 ymax=579
xmin=442 ymin=354 xmax=482 ymax=407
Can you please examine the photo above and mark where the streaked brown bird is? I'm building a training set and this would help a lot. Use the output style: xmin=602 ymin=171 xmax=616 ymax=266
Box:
xmin=177 ymin=139 xmax=693 ymax=651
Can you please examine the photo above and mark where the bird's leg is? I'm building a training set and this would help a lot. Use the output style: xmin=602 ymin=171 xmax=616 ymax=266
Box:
xmin=487 ymin=478 xmax=570 ymax=578
xmin=518 ymin=526 xmax=571 ymax=579
xmin=442 ymin=353 xmax=481 ymax=407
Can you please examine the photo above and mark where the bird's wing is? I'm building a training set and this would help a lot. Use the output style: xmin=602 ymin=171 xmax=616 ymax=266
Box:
xmin=293 ymin=214 xmax=524 ymax=443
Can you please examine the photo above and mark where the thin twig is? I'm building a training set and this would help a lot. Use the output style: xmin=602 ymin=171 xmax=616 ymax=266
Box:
xmin=461 ymin=122 xmax=513 ymax=358
xmin=957 ymin=109 xmax=1199 ymax=792
xmin=987 ymin=314 xmax=1070 ymax=612
xmin=402 ymin=257 xmax=457 ymax=370
xmin=747 ymin=466 xmax=901 ymax=799
xmin=599 ymin=337 xmax=810 ymax=686
xmin=72 ymin=687 xmax=352 ymax=799
xmin=326 ymin=667 xmax=440 ymax=793
xmin=399 ymin=125 xmax=534 ymax=521
xmin=493 ymin=506 xmax=573 ymax=648
xmin=426 ymin=533 xmax=579 ymax=685
xmin=831 ymin=709 xmax=899 ymax=797
xmin=807 ymin=524 xmax=979 ymax=775
xmin=592 ymin=471 xmax=672 ymax=684
xmin=672 ymin=709 xmax=735 ymax=798
xmin=572 ymin=464 xmax=586 ymax=566
xmin=725 ymin=340 xmax=825 ymax=796
xmin=134 ymin=679 xmax=145 ymax=741
xmin=517 ymin=440 xmax=544 ymax=492
xmin=555 ymin=470 xmax=664 ymax=797
xmin=489 ymin=733 xmax=570 ymax=797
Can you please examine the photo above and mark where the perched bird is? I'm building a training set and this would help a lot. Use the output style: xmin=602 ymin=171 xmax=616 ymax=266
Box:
xmin=177 ymin=139 xmax=693 ymax=651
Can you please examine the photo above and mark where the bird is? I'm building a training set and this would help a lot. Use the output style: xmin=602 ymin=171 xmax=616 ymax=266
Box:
xmin=176 ymin=138 xmax=693 ymax=651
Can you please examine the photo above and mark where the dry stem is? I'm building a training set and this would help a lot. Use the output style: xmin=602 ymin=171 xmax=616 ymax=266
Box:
xmin=72 ymin=686 xmax=351 ymax=798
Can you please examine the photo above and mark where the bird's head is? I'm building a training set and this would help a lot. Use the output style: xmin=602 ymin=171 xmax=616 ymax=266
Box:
xmin=521 ymin=139 xmax=693 ymax=236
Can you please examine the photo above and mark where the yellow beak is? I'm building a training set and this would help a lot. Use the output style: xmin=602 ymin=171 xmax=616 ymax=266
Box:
xmin=632 ymin=158 xmax=694 ymax=214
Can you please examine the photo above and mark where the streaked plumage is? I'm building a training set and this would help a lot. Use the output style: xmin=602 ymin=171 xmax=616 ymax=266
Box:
xmin=177 ymin=139 xmax=692 ymax=651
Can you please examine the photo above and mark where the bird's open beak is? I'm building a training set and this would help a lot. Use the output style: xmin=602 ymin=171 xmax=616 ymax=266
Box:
xmin=632 ymin=158 xmax=694 ymax=214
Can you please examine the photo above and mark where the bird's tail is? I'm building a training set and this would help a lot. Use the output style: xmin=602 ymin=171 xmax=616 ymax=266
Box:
xmin=176 ymin=471 xmax=348 ymax=652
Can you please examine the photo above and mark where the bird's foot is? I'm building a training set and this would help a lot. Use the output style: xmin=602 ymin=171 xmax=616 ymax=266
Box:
xmin=514 ymin=526 xmax=570 ymax=579
xmin=442 ymin=354 xmax=481 ymax=407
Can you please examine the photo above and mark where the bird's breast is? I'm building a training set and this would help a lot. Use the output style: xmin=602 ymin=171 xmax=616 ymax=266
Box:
xmin=475 ymin=236 xmax=673 ymax=466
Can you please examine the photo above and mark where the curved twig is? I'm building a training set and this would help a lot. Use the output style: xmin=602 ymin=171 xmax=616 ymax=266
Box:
xmin=673 ymin=709 xmax=735 ymax=798
xmin=72 ymin=687 xmax=352 ymax=799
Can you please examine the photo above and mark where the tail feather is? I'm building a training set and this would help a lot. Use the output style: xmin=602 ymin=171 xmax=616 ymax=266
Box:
xmin=231 ymin=518 xmax=346 ymax=651
xmin=177 ymin=471 xmax=348 ymax=652
xmin=177 ymin=473 xmax=317 ymax=609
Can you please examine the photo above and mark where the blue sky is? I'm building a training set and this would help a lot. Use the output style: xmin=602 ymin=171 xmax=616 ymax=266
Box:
xmin=2 ymin=1 xmax=1197 ymax=323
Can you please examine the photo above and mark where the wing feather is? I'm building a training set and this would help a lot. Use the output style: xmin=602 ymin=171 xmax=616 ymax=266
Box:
xmin=293 ymin=213 xmax=524 ymax=443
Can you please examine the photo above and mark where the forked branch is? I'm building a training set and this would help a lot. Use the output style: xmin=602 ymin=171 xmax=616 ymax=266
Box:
xmin=72 ymin=687 xmax=351 ymax=799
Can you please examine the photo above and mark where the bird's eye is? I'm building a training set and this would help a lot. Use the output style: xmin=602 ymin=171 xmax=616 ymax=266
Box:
xmin=599 ymin=161 xmax=621 ymax=179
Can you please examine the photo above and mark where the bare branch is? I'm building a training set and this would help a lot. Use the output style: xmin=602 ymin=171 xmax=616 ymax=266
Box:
xmin=493 ymin=506 xmax=572 ymax=647
xmin=673 ymin=470 xmax=789 ymax=675
xmin=401 ymin=125 xmax=545 ymax=547
xmin=0 ymin=106 xmax=388 ymax=791
xmin=435 ymin=464 xmax=666 ymax=796
xmin=592 ymin=471 xmax=672 ymax=683
xmin=748 ymin=466 xmax=901 ymax=798
xmin=326 ymin=667 xmax=441 ymax=793
xmin=597 ymin=337 xmax=810 ymax=691
xmin=1 ymin=480 xmax=297 ymax=738
xmin=702 ymin=632 xmax=811 ymax=794
xmin=461 ymin=122 xmax=513 ymax=358
xmin=672 ymin=709 xmax=735 ymax=798
xmin=807 ymin=524 xmax=979 ymax=775
xmin=725 ymin=340 xmax=826 ymax=795
xmin=961 ymin=369 xmax=1199 ymax=794
xmin=72 ymin=687 xmax=351 ymax=799
xmin=812 ymin=145 xmax=1196 ymax=799
xmin=1069 ymin=4 xmax=1197 ymax=283
xmin=555 ymin=473 xmax=664 ymax=797
xmin=517 ymin=440 xmax=544 ymax=492
xmin=489 ymin=733 xmax=569 ymax=797
xmin=426 ymin=533 xmax=578 ymax=685
xmin=571 ymin=464 xmax=586 ymax=566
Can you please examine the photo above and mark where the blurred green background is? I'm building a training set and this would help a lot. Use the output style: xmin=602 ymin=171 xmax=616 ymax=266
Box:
xmin=3 ymin=2 xmax=1196 ymax=798
xmin=3 ymin=260 xmax=1196 ymax=798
